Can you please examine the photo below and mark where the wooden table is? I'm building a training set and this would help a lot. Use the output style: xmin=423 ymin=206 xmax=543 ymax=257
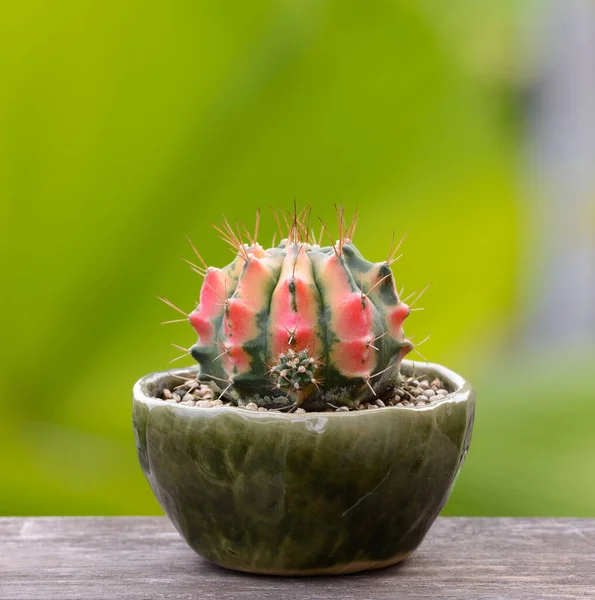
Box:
xmin=1 ymin=518 xmax=594 ymax=599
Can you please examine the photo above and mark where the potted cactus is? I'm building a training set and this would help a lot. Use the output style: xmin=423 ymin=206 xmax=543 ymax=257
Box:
xmin=133 ymin=207 xmax=475 ymax=575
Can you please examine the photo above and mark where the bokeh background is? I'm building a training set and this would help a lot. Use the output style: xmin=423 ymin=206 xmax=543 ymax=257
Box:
xmin=1 ymin=0 xmax=594 ymax=516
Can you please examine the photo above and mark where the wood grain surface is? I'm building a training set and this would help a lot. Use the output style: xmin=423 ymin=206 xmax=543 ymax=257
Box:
xmin=1 ymin=517 xmax=594 ymax=599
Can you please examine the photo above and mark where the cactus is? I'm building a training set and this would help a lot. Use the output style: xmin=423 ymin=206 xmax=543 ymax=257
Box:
xmin=165 ymin=208 xmax=419 ymax=410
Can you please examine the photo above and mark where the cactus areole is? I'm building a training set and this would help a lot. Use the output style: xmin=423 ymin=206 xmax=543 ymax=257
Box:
xmin=182 ymin=209 xmax=415 ymax=410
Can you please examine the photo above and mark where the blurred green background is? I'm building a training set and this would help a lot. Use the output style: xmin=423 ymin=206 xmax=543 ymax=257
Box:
xmin=1 ymin=1 xmax=594 ymax=516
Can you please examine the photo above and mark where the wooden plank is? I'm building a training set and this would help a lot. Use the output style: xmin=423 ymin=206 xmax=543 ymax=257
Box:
xmin=1 ymin=518 xmax=594 ymax=599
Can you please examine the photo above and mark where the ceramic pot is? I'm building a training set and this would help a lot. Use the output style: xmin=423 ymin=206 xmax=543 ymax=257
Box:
xmin=132 ymin=360 xmax=474 ymax=575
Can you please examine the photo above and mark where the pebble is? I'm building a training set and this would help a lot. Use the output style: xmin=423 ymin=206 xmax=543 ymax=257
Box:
xmin=182 ymin=393 xmax=196 ymax=403
xmin=196 ymin=400 xmax=213 ymax=408
xmin=415 ymin=400 xmax=426 ymax=407
xmin=368 ymin=403 xmax=378 ymax=409
xmin=410 ymin=388 xmax=422 ymax=397
xmin=257 ymin=407 xmax=268 ymax=412
xmin=375 ymin=399 xmax=386 ymax=408
xmin=418 ymin=381 xmax=429 ymax=390
xmin=203 ymin=393 xmax=214 ymax=400
xmin=163 ymin=388 xmax=172 ymax=399
xmin=425 ymin=389 xmax=436 ymax=398
xmin=437 ymin=389 xmax=448 ymax=396
xmin=211 ymin=399 xmax=224 ymax=406
xmin=410 ymin=380 xmax=419 ymax=387
xmin=165 ymin=398 xmax=177 ymax=404
xmin=245 ymin=402 xmax=258 ymax=411
xmin=418 ymin=394 xmax=429 ymax=402
xmin=172 ymin=394 xmax=182 ymax=402
xmin=295 ymin=408 xmax=306 ymax=414
xmin=183 ymin=400 xmax=196 ymax=406
xmin=335 ymin=406 xmax=349 ymax=412
xmin=402 ymin=400 xmax=411 ymax=406
xmin=432 ymin=378 xmax=441 ymax=388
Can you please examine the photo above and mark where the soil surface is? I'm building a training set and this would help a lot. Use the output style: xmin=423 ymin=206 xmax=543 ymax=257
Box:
xmin=154 ymin=374 xmax=449 ymax=412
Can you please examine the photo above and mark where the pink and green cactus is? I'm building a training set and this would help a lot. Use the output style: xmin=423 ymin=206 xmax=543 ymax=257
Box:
xmin=163 ymin=208 xmax=421 ymax=409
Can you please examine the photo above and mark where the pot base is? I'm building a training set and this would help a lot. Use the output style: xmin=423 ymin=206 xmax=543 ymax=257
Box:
xmin=213 ymin=550 xmax=412 ymax=576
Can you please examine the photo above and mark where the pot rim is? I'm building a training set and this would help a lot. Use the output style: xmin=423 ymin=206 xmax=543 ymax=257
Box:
xmin=133 ymin=360 xmax=473 ymax=417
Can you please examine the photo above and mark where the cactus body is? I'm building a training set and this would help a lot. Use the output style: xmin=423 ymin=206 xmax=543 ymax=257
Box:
xmin=186 ymin=214 xmax=413 ymax=408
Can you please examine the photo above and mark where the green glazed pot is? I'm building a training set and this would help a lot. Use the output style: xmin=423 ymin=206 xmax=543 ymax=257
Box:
xmin=132 ymin=360 xmax=474 ymax=575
